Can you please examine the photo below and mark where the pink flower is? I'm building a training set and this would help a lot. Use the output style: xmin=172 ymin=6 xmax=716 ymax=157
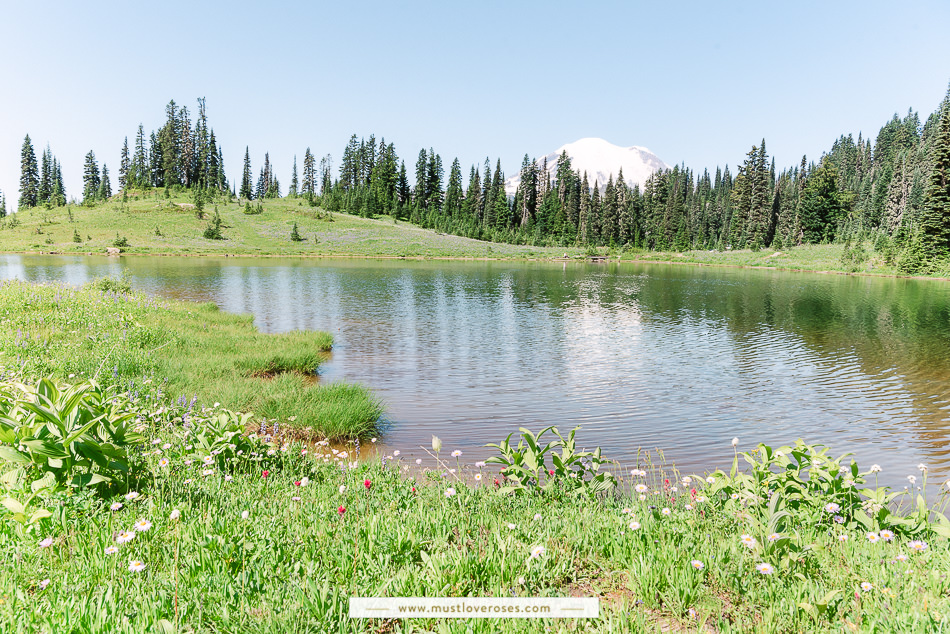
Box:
xmin=294 ymin=480 xmax=301 ymax=487
xmin=262 ymin=470 xmax=269 ymax=479
xmin=364 ymin=479 xmax=372 ymax=491
xmin=548 ymin=469 xmax=555 ymax=476
xmin=337 ymin=505 xmax=346 ymax=516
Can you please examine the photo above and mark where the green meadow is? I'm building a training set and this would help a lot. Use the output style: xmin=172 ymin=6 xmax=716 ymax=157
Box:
xmin=4 ymin=192 xmax=950 ymax=280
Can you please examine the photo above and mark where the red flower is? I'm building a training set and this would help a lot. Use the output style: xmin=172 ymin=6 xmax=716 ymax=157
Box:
xmin=294 ymin=481 xmax=302 ymax=487
xmin=411 ymin=487 xmax=417 ymax=494
xmin=364 ymin=479 xmax=372 ymax=490
xmin=338 ymin=505 xmax=346 ymax=516
xmin=262 ymin=470 xmax=269 ymax=479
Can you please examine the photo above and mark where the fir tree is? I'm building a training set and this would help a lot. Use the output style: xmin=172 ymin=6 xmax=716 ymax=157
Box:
xmin=118 ymin=137 xmax=130 ymax=191
xmin=82 ymin=151 xmax=101 ymax=203
xmin=38 ymin=146 xmax=52 ymax=205
xmin=289 ymin=156 xmax=299 ymax=197
xmin=916 ymin=101 xmax=950 ymax=259
xmin=18 ymin=134 xmax=39 ymax=209
xmin=131 ymin=124 xmax=148 ymax=187
xmin=98 ymin=164 xmax=112 ymax=200
xmin=302 ymin=148 xmax=316 ymax=200
xmin=240 ymin=147 xmax=253 ymax=200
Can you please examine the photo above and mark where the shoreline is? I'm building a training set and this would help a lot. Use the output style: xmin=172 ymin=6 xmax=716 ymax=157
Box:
xmin=7 ymin=247 xmax=950 ymax=282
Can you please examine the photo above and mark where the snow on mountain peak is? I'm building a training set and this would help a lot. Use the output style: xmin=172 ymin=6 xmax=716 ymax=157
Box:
xmin=505 ymin=138 xmax=669 ymax=196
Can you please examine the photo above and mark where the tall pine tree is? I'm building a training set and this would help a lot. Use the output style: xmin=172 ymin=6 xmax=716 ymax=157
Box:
xmin=18 ymin=135 xmax=39 ymax=209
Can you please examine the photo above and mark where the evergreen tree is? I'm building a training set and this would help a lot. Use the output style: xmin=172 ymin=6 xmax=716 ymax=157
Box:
xmin=38 ymin=146 xmax=52 ymax=205
xmin=119 ymin=137 xmax=131 ymax=191
xmin=158 ymin=100 xmax=181 ymax=186
xmin=131 ymin=124 xmax=148 ymax=187
xmin=443 ymin=158 xmax=464 ymax=224
xmin=916 ymin=101 xmax=950 ymax=259
xmin=52 ymin=159 xmax=66 ymax=207
xmin=98 ymin=164 xmax=112 ymax=200
xmin=82 ymin=151 xmax=101 ymax=203
xmin=18 ymin=134 xmax=39 ymax=209
xmin=289 ymin=156 xmax=299 ymax=197
xmin=0 ymin=190 xmax=6 ymax=217
xmin=799 ymin=158 xmax=844 ymax=243
xmin=240 ymin=147 xmax=253 ymax=200
xmin=302 ymin=148 xmax=316 ymax=200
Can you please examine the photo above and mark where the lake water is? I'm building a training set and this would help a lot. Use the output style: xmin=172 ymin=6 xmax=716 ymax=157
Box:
xmin=4 ymin=254 xmax=950 ymax=490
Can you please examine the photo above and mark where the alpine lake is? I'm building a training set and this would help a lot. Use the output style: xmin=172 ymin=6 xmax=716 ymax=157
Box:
xmin=4 ymin=253 xmax=950 ymax=492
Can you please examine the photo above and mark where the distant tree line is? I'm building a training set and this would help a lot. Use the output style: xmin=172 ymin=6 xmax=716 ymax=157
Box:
xmin=13 ymin=88 xmax=950 ymax=272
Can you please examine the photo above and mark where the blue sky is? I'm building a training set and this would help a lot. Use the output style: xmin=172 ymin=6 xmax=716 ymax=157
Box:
xmin=1 ymin=0 xmax=949 ymax=204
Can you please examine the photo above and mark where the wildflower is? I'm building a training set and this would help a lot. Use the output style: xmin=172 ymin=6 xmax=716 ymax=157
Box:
xmin=445 ymin=487 xmax=456 ymax=497
xmin=706 ymin=476 xmax=716 ymax=484
xmin=907 ymin=475 xmax=917 ymax=485
xmin=838 ymin=534 xmax=849 ymax=542
xmin=300 ymin=477 xmax=309 ymax=486
xmin=534 ymin=513 xmax=542 ymax=521
xmin=291 ymin=496 xmax=301 ymax=502
xmin=364 ymin=479 xmax=372 ymax=490
xmin=833 ymin=515 xmax=844 ymax=524
xmin=371 ymin=437 xmax=377 ymax=443
xmin=151 ymin=439 xmax=161 ymax=446
xmin=695 ymin=496 xmax=707 ymax=503
xmin=517 ymin=576 xmax=525 ymax=585
xmin=860 ymin=582 xmax=873 ymax=592
xmin=682 ymin=477 xmax=692 ymax=485
xmin=262 ymin=470 xmax=269 ymax=479
xmin=918 ymin=463 xmax=927 ymax=472
xmin=879 ymin=529 xmax=894 ymax=541
xmin=507 ymin=523 xmax=517 ymax=530
xmin=116 ymin=531 xmax=135 ymax=544
xmin=105 ymin=545 xmax=118 ymax=555
xmin=869 ymin=464 xmax=882 ymax=473
xmin=629 ymin=521 xmax=641 ymax=531
xmin=337 ymin=505 xmax=346 ymax=516
xmin=638 ymin=494 xmax=647 ymax=501
xmin=635 ymin=484 xmax=648 ymax=493
xmin=184 ymin=460 xmax=193 ymax=466
xmin=824 ymin=503 xmax=840 ymax=513
xmin=755 ymin=562 xmax=774 ymax=575
xmin=170 ymin=509 xmax=181 ymax=520
xmin=133 ymin=519 xmax=152 ymax=532
xmin=908 ymin=540 xmax=928 ymax=552
xmin=39 ymin=579 xmax=50 ymax=590
xmin=203 ymin=456 xmax=213 ymax=465
xmin=730 ymin=493 xmax=739 ymax=500
xmin=339 ymin=485 xmax=346 ymax=494
xmin=202 ymin=469 xmax=214 ymax=476
xmin=548 ymin=469 xmax=555 ymax=476
xmin=690 ymin=560 xmax=705 ymax=571
xmin=128 ymin=560 xmax=146 ymax=573
xmin=661 ymin=508 xmax=671 ymax=516
xmin=39 ymin=537 xmax=53 ymax=548
xmin=241 ymin=511 xmax=249 ymax=520
xmin=530 ymin=545 xmax=546 ymax=559
xmin=843 ymin=480 xmax=854 ymax=488
xmin=224 ymin=475 xmax=232 ymax=482
xmin=158 ymin=458 xmax=169 ymax=468
xmin=124 ymin=491 xmax=140 ymax=501
xmin=740 ymin=534 xmax=758 ymax=549
xmin=474 ymin=473 xmax=483 ymax=481
xmin=183 ymin=478 xmax=193 ymax=484
xmin=896 ymin=553 xmax=908 ymax=562
xmin=731 ymin=437 xmax=739 ymax=447
xmin=110 ymin=502 xmax=123 ymax=512
xmin=415 ymin=458 xmax=422 ymax=465
xmin=866 ymin=532 xmax=880 ymax=544
xmin=431 ymin=436 xmax=442 ymax=453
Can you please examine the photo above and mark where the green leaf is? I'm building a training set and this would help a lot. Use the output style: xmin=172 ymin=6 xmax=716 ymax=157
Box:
xmin=69 ymin=473 xmax=110 ymax=488
xmin=0 ymin=446 xmax=29 ymax=464
xmin=1 ymin=497 xmax=26 ymax=515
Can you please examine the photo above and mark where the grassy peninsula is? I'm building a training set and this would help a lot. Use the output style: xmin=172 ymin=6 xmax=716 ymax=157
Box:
xmin=0 ymin=279 xmax=382 ymax=439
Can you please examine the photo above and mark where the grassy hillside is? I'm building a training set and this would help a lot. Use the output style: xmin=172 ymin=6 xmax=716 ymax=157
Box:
xmin=0 ymin=192 xmax=575 ymax=260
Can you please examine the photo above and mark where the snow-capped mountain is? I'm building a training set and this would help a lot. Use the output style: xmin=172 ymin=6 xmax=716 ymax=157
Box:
xmin=504 ymin=138 xmax=670 ymax=196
